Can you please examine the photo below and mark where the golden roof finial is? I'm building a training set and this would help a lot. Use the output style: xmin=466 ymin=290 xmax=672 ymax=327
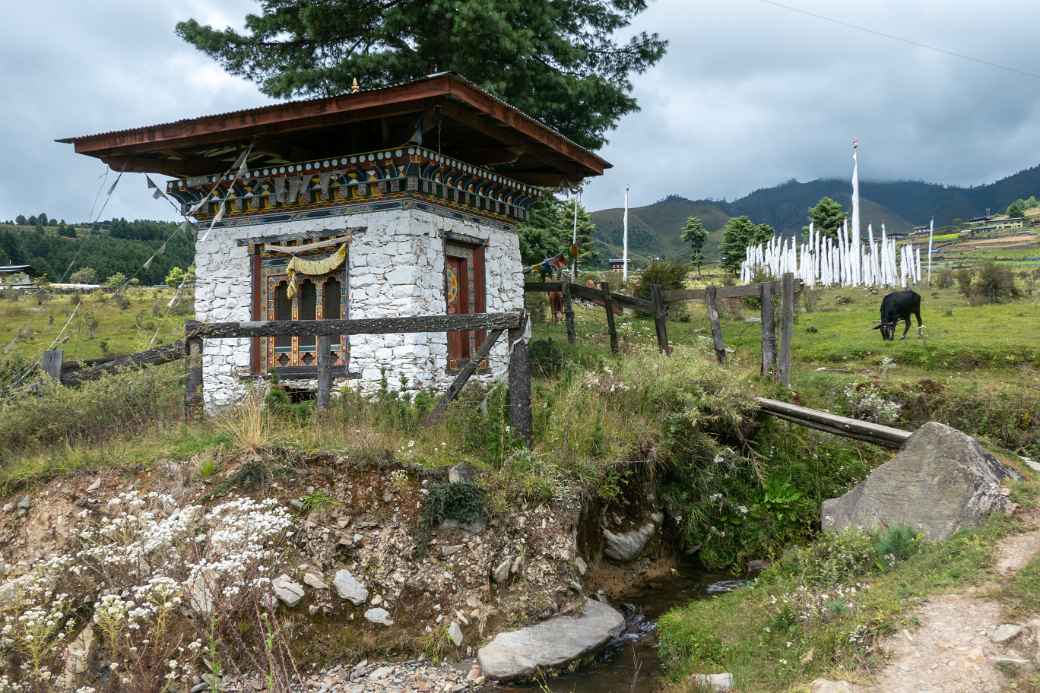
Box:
xmin=351 ymin=77 xmax=360 ymax=94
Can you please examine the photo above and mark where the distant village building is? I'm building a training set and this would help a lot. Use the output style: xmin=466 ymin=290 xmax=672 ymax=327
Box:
xmin=608 ymin=258 xmax=627 ymax=272
xmin=0 ymin=265 xmax=37 ymax=288
xmin=60 ymin=73 xmax=609 ymax=409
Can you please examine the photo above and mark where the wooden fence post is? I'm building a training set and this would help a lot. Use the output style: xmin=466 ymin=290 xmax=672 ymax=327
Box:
xmin=316 ymin=335 xmax=332 ymax=411
xmin=561 ymin=278 xmax=576 ymax=345
xmin=184 ymin=335 xmax=203 ymax=421
xmin=507 ymin=312 xmax=532 ymax=448
xmin=760 ymin=282 xmax=776 ymax=379
xmin=779 ymin=273 xmax=795 ymax=387
xmin=650 ymin=284 xmax=671 ymax=355
xmin=705 ymin=286 xmax=726 ymax=364
xmin=600 ymin=281 xmax=619 ymax=355
xmin=41 ymin=350 xmax=63 ymax=383
xmin=425 ymin=328 xmax=505 ymax=425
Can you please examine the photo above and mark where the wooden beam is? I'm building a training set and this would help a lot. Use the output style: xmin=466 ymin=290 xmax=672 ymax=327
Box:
xmin=507 ymin=315 xmax=532 ymax=448
xmin=651 ymin=284 xmax=671 ymax=355
xmin=41 ymin=350 xmax=63 ymax=383
xmin=705 ymin=286 xmax=726 ymax=364
xmin=424 ymin=328 xmax=505 ymax=425
xmin=186 ymin=312 xmax=522 ymax=339
xmin=600 ymin=282 xmax=619 ymax=355
xmin=779 ymin=273 xmax=795 ymax=387
xmin=760 ymin=282 xmax=776 ymax=379
xmin=755 ymin=397 xmax=912 ymax=449
xmin=561 ymin=279 xmax=576 ymax=345
xmin=184 ymin=337 xmax=203 ymax=421
xmin=316 ymin=335 xmax=332 ymax=411
xmin=62 ymin=342 xmax=185 ymax=386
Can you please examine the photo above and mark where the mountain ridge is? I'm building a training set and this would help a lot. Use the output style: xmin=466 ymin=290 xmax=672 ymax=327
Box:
xmin=591 ymin=163 xmax=1040 ymax=262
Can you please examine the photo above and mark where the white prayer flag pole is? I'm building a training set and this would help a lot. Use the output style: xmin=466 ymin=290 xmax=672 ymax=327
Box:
xmin=927 ymin=217 xmax=934 ymax=286
xmin=571 ymin=189 xmax=579 ymax=280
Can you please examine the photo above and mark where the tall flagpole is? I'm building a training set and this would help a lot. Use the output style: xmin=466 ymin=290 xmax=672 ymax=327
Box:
xmin=622 ymin=185 xmax=630 ymax=283
xmin=571 ymin=189 xmax=580 ymax=280
xmin=851 ymin=138 xmax=861 ymax=284
xmin=927 ymin=217 xmax=934 ymax=286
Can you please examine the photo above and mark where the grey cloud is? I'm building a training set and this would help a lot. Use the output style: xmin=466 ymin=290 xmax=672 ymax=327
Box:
xmin=3 ymin=1 xmax=1038 ymax=221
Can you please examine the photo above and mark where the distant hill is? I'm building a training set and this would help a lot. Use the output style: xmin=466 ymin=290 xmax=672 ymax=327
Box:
xmin=591 ymin=163 xmax=1040 ymax=262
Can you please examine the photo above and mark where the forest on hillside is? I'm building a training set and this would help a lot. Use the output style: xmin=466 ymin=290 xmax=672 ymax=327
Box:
xmin=0 ymin=217 xmax=192 ymax=284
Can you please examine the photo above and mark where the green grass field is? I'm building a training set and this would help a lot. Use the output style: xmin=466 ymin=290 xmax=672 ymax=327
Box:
xmin=0 ymin=287 xmax=186 ymax=361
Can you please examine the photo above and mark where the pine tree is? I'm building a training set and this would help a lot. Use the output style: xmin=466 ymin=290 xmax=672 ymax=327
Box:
xmin=805 ymin=197 xmax=845 ymax=239
xmin=720 ymin=217 xmax=774 ymax=275
xmin=680 ymin=216 xmax=708 ymax=275
xmin=176 ymin=1 xmax=666 ymax=151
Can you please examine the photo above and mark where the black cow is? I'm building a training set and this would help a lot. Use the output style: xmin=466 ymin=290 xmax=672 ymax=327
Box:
xmin=874 ymin=290 xmax=923 ymax=341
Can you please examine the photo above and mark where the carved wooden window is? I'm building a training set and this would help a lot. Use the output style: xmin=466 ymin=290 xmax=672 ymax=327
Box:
xmin=251 ymin=236 xmax=349 ymax=377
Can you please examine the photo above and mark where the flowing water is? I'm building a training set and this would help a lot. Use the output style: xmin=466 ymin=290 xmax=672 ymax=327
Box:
xmin=493 ymin=565 xmax=747 ymax=693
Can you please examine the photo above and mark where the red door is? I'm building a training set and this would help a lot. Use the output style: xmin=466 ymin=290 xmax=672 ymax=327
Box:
xmin=445 ymin=255 xmax=470 ymax=369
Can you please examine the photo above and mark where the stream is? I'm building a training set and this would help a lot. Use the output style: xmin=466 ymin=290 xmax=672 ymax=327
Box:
xmin=494 ymin=564 xmax=746 ymax=693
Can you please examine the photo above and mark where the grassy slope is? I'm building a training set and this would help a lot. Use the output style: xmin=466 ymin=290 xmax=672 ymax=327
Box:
xmin=0 ymin=287 xmax=186 ymax=361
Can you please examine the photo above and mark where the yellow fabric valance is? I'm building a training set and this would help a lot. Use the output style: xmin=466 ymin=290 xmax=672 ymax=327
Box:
xmin=286 ymin=244 xmax=347 ymax=298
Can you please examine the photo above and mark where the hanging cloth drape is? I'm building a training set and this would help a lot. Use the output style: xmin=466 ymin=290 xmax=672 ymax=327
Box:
xmin=279 ymin=244 xmax=347 ymax=298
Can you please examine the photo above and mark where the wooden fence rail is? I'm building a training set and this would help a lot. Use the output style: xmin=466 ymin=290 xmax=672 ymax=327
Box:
xmin=524 ymin=275 xmax=800 ymax=383
xmin=755 ymin=397 xmax=912 ymax=449
xmin=184 ymin=311 xmax=532 ymax=446
xmin=41 ymin=342 xmax=185 ymax=386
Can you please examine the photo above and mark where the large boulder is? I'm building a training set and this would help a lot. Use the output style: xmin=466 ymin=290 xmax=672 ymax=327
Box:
xmin=478 ymin=599 xmax=625 ymax=680
xmin=822 ymin=422 xmax=1020 ymax=540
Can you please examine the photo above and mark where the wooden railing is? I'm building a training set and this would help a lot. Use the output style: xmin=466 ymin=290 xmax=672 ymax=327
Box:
xmin=755 ymin=397 xmax=912 ymax=448
xmin=524 ymin=274 xmax=801 ymax=384
xmin=184 ymin=312 xmax=532 ymax=446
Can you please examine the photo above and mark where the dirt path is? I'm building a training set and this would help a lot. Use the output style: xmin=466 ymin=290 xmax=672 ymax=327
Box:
xmin=813 ymin=514 xmax=1040 ymax=693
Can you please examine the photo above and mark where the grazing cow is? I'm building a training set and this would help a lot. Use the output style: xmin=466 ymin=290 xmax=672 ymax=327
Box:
xmin=874 ymin=290 xmax=923 ymax=341
xmin=547 ymin=290 xmax=564 ymax=323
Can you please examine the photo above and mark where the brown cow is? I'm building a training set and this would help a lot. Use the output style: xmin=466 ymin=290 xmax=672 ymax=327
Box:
xmin=548 ymin=291 xmax=564 ymax=323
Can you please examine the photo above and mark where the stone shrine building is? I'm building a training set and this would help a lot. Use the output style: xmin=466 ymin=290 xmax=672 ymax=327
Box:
xmin=60 ymin=73 xmax=610 ymax=409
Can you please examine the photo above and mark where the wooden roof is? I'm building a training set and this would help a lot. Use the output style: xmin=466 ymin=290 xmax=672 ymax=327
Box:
xmin=58 ymin=73 xmax=610 ymax=187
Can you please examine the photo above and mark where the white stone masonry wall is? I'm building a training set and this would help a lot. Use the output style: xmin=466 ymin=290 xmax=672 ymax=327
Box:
xmin=194 ymin=207 xmax=522 ymax=411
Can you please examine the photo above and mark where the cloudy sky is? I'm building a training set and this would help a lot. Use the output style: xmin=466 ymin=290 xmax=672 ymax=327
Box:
xmin=3 ymin=0 xmax=1039 ymax=222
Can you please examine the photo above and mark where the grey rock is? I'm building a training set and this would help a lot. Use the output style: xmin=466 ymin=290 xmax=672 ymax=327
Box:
xmin=61 ymin=625 xmax=95 ymax=687
xmin=333 ymin=570 xmax=368 ymax=605
xmin=303 ymin=571 xmax=328 ymax=590
xmin=493 ymin=558 xmax=512 ymax=584
xmin=186 ymin=571 xmax=215 ymax=615
xmin=477 ymin=599 xmax=624 ymax=680
xmin=272 ymin=574 xmax=305 ymax=607
xmin=447 ymin=621 xmax=464 ymax=647
xmin=1023 ymin=456 xmax=1040 ymax=473
xmin=822 ymin=422 xmax=1020 ymax=540
xmin=992 ymin=656 xmax=1034 ymax=670
xmin=440 ymin=544 xmax=465 ymax=558
xmin=603 ymin=522 xmax=656 ymax=562
xmin=365 ymin=607 xmax=393 ymax=626
xmin=510 ymin=555 xmax=523 ymax=575
xmin=87 ymin=478 xmax=101 ymax=492
xmin=690 ymin=672 xmax=734 ymax=691
xmin=1 ymin=503 xmax=11 ymax=513
xmin=990 ymin=623 xmax=1024 ymax=644
xmin=16 ymin=495 xmax=30 ymax=511
xmin=448 ymin=464 xmax=476 ymax=485
xmin=747 ymin=559 xmax=771 ymax=574
xmin=574 ymin=557 xmax=587 ymax=576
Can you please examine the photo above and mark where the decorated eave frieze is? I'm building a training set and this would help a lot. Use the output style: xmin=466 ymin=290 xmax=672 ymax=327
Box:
xmin=165 ymin=146 xmax=545 ymax=224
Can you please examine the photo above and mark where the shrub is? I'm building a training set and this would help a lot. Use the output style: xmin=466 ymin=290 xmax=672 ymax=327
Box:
xmin=955 ymin=267 xmax=974 ymax=295
xmin=0 ymin=364 xmax=181 ymax=463
xmin=635 ymin=260 xmax=688 ymax=300
xmin=937 ymin=268 xmax=954 ymax=289
xmin=529 ymin=338 xmax=564 ymax=377
xmin=68 ymin=267 xmax=97 ymax=284
xmin=962 ymin=262 xmax=1020 ymax=305
xmin=104 ymin=272 xmax=127 ymax=289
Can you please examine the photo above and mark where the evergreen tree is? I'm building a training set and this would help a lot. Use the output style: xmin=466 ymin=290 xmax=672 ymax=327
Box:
xmin=517 ymin=197 xmax=598 ymax=274
xmin=805 ymin=196 xmax=845 ymax=239
xmin=176 ymin=0 xmax=667 ymax=151
xmin=14 ymin=215 xmax=25 ymax=226
xmin=680 ymin=215 xmax=708 ymax=275
xmin=719 ymin=216 xmax=773 ymax=275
